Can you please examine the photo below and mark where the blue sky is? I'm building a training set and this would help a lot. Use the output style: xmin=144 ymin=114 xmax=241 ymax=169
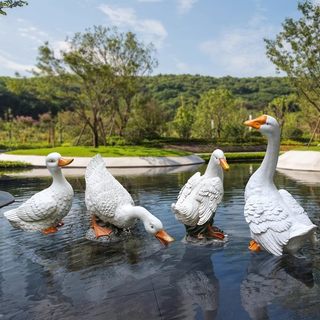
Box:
xmin=0 ymin=0 xmax=305 ymax=77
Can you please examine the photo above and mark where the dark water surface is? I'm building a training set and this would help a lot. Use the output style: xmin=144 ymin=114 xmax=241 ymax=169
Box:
xmin=0 ymin=163 xmax=320 ymax=320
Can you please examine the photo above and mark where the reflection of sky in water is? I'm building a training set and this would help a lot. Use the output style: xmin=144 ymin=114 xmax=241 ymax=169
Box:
xmin=0 ymin=163 xmax=319 ymax=319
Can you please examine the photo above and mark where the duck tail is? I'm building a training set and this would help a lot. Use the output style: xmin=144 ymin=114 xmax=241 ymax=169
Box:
xmin=3 ymin=208 xmax=20 ymax=222
xmin=85 ymin=154 xmax=107 ymax=179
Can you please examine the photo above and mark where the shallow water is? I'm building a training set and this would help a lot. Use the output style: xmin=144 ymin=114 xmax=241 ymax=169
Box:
xmin=0 ymin=163 xmax=320 ymax=320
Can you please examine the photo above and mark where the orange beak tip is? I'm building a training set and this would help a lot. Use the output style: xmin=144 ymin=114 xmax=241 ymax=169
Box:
xmin=155 ymin=230 xmax=175 ymax=245
xmin=58 ymin=158 xmax=74 ymax=167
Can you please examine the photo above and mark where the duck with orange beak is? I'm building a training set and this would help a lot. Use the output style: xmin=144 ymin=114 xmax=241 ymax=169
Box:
xmin=172 ymin=149 xmax=229 ymax=243
xmin=243 ymin=115 xmax=317 ymax=256
xmin=4 ymin=152 xmax=74 ymax=233
xmin=85 ymin=155 xmax=174 ymax=245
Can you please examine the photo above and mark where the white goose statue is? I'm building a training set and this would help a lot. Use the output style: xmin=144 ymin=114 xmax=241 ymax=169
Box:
xmin=85 ymin=154 xmax=174 ymax=245
xmin=244 ymin=115 xmax=317 ymax=256
xmin=4 ymin=152 xmax=74 ymax=234
xmin=171 ymin=149 xmax=229 ymax=241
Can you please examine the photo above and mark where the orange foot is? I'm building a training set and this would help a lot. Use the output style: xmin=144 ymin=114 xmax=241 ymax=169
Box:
xmin=248 ymin=240 xmax=261 ymax=252
xmin=42 ymin=226 xmax=58 ymax=235
xmin=91 ymin=215 xmax=113 ymax=238
xmin=206 ymin=225 xmax=225 ymax=240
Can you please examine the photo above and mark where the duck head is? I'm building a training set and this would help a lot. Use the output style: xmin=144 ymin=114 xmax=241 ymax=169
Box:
xmin=244 ymin=115 xmax=280 ymax=137
xmin=46 ymin=152 xmax=74 ymax=174
xmin=211 ymin=149 xmax=230 ymax=171
xmin=137 ymin=207 xmax=174 ymax=245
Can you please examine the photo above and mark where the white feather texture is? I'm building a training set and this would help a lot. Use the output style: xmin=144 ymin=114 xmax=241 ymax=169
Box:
xmin=85 ymin=154 xmax=134 ymax=227
xmin=85 ymin=154 xmax=167 ymax=233
xmin=171 ymin=149 xmax=225 ymax=227
xmin=4 ymin=153 xmax=73 ymax=232
xmin=244 ymin=115 xmax=317 ymax=256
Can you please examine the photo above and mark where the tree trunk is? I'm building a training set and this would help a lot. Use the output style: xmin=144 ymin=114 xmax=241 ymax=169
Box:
xmin=93 ymin=128 xmax=99 ymax=148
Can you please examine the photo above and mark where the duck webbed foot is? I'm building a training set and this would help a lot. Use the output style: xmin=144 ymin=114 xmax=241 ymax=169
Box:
xmin=91 ymin=215 xmax=113 ymax=238
xmin=248 ymin=239 xmax=261 ymax=252
xmin=42 ymin=226 xmax=58 ymax=235
xmin=185 ymin=223 xmax=226 ymax=243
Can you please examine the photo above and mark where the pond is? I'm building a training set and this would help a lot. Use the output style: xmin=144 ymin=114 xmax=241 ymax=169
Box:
xmin=0 ymin=163 xmax=320 ymax=320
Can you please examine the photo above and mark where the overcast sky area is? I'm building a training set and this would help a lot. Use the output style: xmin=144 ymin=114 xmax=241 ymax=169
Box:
xmin=0 ymin=0 xmax=307 ymax=77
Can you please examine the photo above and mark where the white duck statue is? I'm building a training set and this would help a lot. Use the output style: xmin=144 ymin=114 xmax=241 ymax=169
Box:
xmin=244 ymin=115 xmax=317 ymax=256
xmin=85 ymin=154 xmax=174 ymax=245
xmin=4 ymin=152 xmax=74 ymax=234
xmin=171 ymin=149 xmax=229 ymax=242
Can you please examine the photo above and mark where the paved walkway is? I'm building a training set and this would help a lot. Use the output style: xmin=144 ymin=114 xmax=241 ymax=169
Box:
xmin=277 ymin=150 xmax=320 ymax=171
xmin=0 ymin=153 xmax=205 ymax=168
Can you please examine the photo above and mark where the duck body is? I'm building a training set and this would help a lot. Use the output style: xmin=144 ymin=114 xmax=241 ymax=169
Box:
xmin=172 ymin=149 xmax=229 ymax=241
xmin=85 ymin=155 xmax=174 ymax=244
xmin=85 ymin=155 xmax=136 ymax=229
xmin=244 ymin=115 xmax=317 ymax=256
xmin=172 ymin=172 xmax=223 ymax=227
xmin=4 ymin=153 xmax=74 ymax=233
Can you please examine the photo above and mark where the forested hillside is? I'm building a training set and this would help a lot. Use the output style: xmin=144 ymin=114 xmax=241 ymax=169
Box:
xmin=142 ymin=75 xmax=293 ymax=112
xmin=0 ymin=75 xmax=293 ymax=119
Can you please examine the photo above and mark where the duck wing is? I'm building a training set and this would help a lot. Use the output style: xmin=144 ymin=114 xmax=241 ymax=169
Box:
xmin=244 ymin=195 xmax=291 ymax=256
xmin=173 ymin=176 xmax=223 ymax=226
xmin=176 ymin=172 xmax=202 ymax=204
xmin=196 ymin=177 xmax=223 ymax=225
xmin=279 ymin=189 xmax=316 ymax=227
xmin=85 ymin=155 xmax=134 ymax=218
xmin=4 ymin=189 xmax=57 ymax=223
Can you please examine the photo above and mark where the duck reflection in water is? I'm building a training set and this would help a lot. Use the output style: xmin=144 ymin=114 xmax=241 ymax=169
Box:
xmin=241 ymin=254 xmax=314 ymax=320
xmin=154 ymin=245 xmax=220 ymax=320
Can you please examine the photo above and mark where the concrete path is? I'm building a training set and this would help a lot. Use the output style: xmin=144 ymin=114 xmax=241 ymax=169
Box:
xmin=277 ymin=150 xmax=320 ymax=171
xmin=0 ymin=153 xmax=205 ymax=168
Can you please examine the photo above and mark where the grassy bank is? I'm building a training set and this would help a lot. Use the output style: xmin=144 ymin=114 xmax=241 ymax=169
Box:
xmin=6 ymin=146 xmax=191 ymax=157
xmin=199 ymin=152 xmax=266 ymax=163
xmin=0 ymin=160 xmax=31 ymax=168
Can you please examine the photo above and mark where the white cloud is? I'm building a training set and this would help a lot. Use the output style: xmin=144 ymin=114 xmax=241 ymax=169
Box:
xmin=137 ymin=0 xmax=162 ymax=2
xmin=177 ymin=0 xmax=198 ymax=14
xmin=199 ymin=13 xmax=277 ymax=77
xmin=99 ymin=4 xmax=167 ymax=48
xmin=18 ymin=26 xmax=48 ymax=44
xmin=52 ymin=40 xmax=71 ymax=59
xmin=0 ymin=52 xmax=34 ymax=73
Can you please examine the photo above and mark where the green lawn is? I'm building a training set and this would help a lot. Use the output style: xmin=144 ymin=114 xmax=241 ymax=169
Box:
xmin=199 ymin=152 xmax=266 ymax=163
xmin=6 ymin=146 xmax=191 ymax=157
xmin=0 ymin=160 xmax=31 ymax=168
xmin=295 ymin=146 xmax=320 ymax=151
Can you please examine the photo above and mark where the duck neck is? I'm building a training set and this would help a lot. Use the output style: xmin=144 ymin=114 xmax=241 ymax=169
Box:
xmin=50 ymin=168 xmax=67 ymax=187
xmin=257 ymin=130 xmax=280 ymax=182
xmin=129 ymin=205 xmax=150 ymax=221
xmin=205 ymin=155 xmax=223 ymax=181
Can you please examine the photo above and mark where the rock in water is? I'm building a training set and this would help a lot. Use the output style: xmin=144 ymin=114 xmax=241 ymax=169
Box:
xmin=0 ymin=191 xmax=14 ymax=208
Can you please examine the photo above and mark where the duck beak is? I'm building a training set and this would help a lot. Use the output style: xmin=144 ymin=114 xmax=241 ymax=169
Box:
xmin=244 ymin=115 xmax=267 ymax=129
xmin=58 ymin=158 xmax=74 ymax=167
xmin=219 ymin=159 xmax=230 ymax=171
xmin=155 ymin=230 xmax=175 ymax=246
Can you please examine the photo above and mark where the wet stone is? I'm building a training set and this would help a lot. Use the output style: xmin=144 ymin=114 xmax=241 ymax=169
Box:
xmin=182 ymin=234 xmax=229 ymax=246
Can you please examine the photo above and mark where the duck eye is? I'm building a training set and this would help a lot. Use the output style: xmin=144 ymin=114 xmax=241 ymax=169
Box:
xmin=150 ymin=225 xmax=154 ymax=229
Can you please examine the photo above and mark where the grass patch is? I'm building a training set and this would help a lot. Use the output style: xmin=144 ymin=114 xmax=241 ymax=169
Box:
xmin=6 ymin=146 xmax=191 ymax=157
xmin=294 ymin=146 xmax=320 ymax=151
xmin=198 ymin=152 xmax=266 ymax=163
xmin=0 ymin=160 xmax=31 ymax=168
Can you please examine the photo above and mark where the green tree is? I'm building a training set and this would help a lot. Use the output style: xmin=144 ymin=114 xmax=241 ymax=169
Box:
xmin=267 ymin=94 xmax=297 ymax=137
xmin=172 ymin=96 xmax=194 ymax=139
xmin=35 ymin=26 xmax=157 ymax=147
xmin=265 ymin=1 xmax=320 ymax=114
xmin=192 ymin=88 xmax=236 ymax=140
xmin=0 ymin=0 xmax=27 ymax=15
xmin=124 ymin=94 xmax=167 ymax=143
